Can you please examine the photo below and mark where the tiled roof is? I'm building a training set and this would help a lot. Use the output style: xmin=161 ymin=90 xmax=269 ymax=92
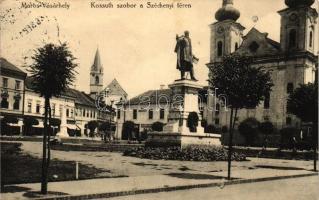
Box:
xmin=0 ymin=57 xmax=27 ymax=76
xmin=102 ymin=78 xmax=128 ymax=97
xmin=266 ymin=38 xmax=281 ymax=51
xmin=25 ymin=76 xmax=75 ymax=98
xmin=25 ymin=76 xmax=96 ymax=107
xmin=66 ymin=88 xmax=96 ymax=108
xmin=128 ymin=89 xmax=172 ymax=105
xmin=128 ymin=87 xmax=208 ymax=105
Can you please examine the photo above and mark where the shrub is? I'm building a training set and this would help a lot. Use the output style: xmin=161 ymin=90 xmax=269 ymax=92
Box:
xmin=123 ymin=145 xmax=246 ymax=161
xmin=151 ymin=122 xmax=164 ymax=132
xmin=259 ymin=121 xmax=274 ymax=135
xmin=204 ymin=124 xmax=216 ymax=133
xmin=187 ymin=112 xmax=199 ymax=132
xmin=238 ymin=118 xmax=260 ymax=146
xmin=221 ymin=126 xmax=228 ymax=133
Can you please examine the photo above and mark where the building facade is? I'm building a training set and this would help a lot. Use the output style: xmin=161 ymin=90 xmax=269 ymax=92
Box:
xmin=0 ymin=58 xmax=27 ymax=134
xmin=207 ymin=0 xmax=318 ymax=129
xmin=0 ymin=57 xmax=114 ymax=137
xmin=115 ymin=87 xmax=208 ymax=139
xmin=24 ymin=77 xmax=77 ymax=134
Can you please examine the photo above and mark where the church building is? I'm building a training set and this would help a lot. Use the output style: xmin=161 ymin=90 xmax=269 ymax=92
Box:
xmin=207 ymin=0 xmax=318 ymax=129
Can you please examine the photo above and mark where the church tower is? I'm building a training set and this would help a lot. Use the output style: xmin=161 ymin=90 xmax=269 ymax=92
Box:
xmin=210 ymin=0 xmax=245 ymax=63
xmin=90 ymin=48 xmax=104 ymax=99
xmin=278 ymin=0 xmax=318 ymax=53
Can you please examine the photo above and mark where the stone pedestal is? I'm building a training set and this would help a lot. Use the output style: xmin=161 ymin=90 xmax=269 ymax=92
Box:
xmin=56 ymin=105 xmax=69 ymax=138
xmin=147 ymin=79 xmax=221 ymax=147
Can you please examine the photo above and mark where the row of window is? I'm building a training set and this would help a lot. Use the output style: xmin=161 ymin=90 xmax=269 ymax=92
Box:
xmin=217 ymin=41 xmax=239 ymax=57
xmin=2 ymin=95 xmax=97 ymax=119
xmin=215 ymin=29 xmax=313 ymax=58
xmin=75 ymin=108 xmax=96 ymax=119
xmin=2 ymin=78 xmax=21 ymax=90
xmin=288 ymin=29 xmax=313 ymax=49
xmin=117 ymin=109 xmax=165 ymax=120
xmin=26 ymin=101 xmax=79 ymax=119
xmin=1 ymin=97 xmax=20 ymax=110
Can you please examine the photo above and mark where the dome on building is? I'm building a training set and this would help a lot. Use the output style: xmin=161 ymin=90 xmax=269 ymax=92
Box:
xmin=285 ymin=0 xmax=315 ymax=8
xmin=215 ymin=0 xmax=240 ymax=22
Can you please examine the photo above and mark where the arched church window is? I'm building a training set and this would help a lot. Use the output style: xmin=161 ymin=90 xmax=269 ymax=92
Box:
xmin=309 ymin=31 xmax=313 ymax=48
xmin=235 ymin=43 xmax=239 ymax=50
xmin=289 ymin=29 xmax=297 ymax=48
xmin=217 ymin=41 xmax=223 ymax=57
xmin=95 ymin=76 xmax=99 ymax=85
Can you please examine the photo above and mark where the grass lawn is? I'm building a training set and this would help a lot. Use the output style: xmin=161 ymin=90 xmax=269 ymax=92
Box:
xmin=1 ymin=142 xmax=109 ymax=185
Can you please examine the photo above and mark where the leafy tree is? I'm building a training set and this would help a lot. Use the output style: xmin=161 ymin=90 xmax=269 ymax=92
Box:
xmin=151 ymin=121 xmax=164 ymax=132
xmin=122 ymin=121 xmax=135 ymax=140
xmin=208 ymin=55 xmax=273 ymax=179
xmin=187 ymin=112 xmax=199 ymax=132
xmin=27 ymin=42 xmax=77 ymax=194
xmin=98 ymin=121 xmax=112 ymax=141
xmin=98 ymin=121 xmax=111 ymax=132
xmin=238 ymin=118 xmax=260 ymax=146
xmin=87 ymin=120 xmax=99 ymax=138
xmin=287 ymin=82 xmax=318 ymax=171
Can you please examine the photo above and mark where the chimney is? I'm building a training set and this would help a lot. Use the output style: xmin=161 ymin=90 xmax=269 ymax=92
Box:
xmin=160 ymin=84 xmax=165 ymax=90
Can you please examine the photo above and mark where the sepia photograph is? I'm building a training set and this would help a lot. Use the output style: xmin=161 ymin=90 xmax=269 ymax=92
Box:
xmin=0 ymin=0 xmax=318 ymax=199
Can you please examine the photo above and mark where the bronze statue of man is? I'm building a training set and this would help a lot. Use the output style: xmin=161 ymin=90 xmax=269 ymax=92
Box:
xmin=174 ymin=30 xmax=199 ymax=81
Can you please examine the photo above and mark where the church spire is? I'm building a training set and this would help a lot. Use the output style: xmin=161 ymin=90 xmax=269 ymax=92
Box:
xmin=215 ymin=0 xmax=240 ymax=22
xmin=91 ymin=48 xmax=102 ymax=71
xmin=90 ymin=48 xmax=104 ymax=98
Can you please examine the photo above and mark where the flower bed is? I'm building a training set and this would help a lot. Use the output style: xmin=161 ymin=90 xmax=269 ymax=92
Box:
xmin=123 ymin=145 xmax=247 ymax=161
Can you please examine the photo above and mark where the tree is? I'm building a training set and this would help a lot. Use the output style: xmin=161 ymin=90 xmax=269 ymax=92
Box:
xmin=28 ymin=43 xmax=77 ymax=194
xmin=208 ymin=55 xmax=273 ymax=180
xmin=287 ymin=82 xmax=318 ymax=171
xmin=187 ymin=112 xmax=199 ymax=132
xmin=259 ymin=121 xmax=274 ymax=149
xmin=151 ymin=121 xmax=164 ymax=132
xmin=98 ymin=121 xmax=111 ymax=141
xmin=122 ymin=121 xmax=135 ymax=140
xmin=238 ymin=118 xmax=260 ymax=146
xmin=87 ymin=120 xmax=99 ymax=138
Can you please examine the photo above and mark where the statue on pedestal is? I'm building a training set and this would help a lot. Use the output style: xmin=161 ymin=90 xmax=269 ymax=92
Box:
xmin=174 ymin=30 xmax=199 ymax=81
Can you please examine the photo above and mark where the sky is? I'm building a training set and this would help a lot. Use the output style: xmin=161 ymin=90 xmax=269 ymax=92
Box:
xmin=1 ymin=0 xmax=318 ymax=98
